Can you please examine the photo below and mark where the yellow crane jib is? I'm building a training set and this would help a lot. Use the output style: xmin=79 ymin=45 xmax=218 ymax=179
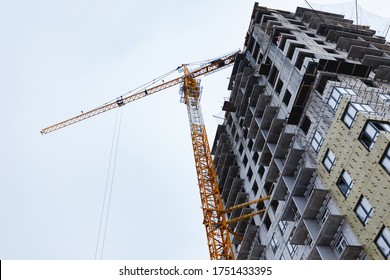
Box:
xmin=40 ymin=51 xmax=238 ymax=135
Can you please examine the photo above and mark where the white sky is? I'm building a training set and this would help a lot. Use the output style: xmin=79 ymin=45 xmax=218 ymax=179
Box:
xmin=1 ymin=0 xmax=389 ymax=260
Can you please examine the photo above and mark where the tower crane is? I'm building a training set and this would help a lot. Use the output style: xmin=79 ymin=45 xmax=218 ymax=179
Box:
xmin=41 ymin=50 xmax=269 ymax=260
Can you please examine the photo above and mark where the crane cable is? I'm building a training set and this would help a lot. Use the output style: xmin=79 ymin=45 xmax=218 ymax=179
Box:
xmin=94 ymin=107 xmax=123 ymax=259
xmin=88 ymin=67 xmax=180 ymax=113
xmin=83 ymin=51 xmax=234 ymax=114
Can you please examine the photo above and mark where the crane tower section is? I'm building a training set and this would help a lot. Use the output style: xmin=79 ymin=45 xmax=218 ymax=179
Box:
xmin=180 ymin=67 xmax=234 ymax=260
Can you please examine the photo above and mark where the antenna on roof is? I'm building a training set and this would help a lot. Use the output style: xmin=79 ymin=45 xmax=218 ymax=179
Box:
xmin=355 ymin=0 xmax=359 ymax=31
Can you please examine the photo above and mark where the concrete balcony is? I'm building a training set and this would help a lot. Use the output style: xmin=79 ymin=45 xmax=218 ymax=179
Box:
xmin=280 ymin=198 xmax=299 ymax=222
xmin=293 ymin=188 xmax=328 ymax=219
xmin=273 ymin=172 xmax=289 ymax=201
xmin=259 ymin=143 xmax=272 ymax=166
xmin=273 ymin=132 xmax=294 ymax=159
xmin=236 ymin=224 xmax=259 ymax=260
xmin=290 ymin=167 xmax=315 ymax=196
xmin=230 ymin=209 xmax=253 ymax=244
xmin=248 ymin=242 xmax=265 ymax=260
xmin=314 ymin=214 xmax=344 ymax=245
xmin=226 ymin=179 xmax=244 ymax=209
xmin=260 ymin=106 xmax=279 ymax=131
xmin=248 ymin=113 xmax=259 ymax=139
xmin=281 ymin=148 xmax=304 ymax=177
xmin=254 ymin=95 xmax=272 ymax=118
xmin=291 ymin=213 xmax=344 ymax=249
xmin=265 ymin=118 xmax=285 ymax=144
xmin=216 ymin=154 xmax=236 ymax=187
xmin=264 ymin=160 xmax=280 ymax=183
xmin=275 ymin=167 xmax=315 ymax=202
xmin=254 ymin=127 xmax=266 ymax=152
xmin=249 ymin=84 xmax=265 ymax=107
xmin=243 ymin=106 xmax=254 ymax=128
xmin=308 ymin=244 xmax=363 ymax=260
xmin=221 ymin=166 xmax=240 ymax=201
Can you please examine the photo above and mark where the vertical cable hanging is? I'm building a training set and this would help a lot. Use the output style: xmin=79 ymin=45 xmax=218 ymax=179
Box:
xmin=94 ymin=107 xmax=123 ymax=259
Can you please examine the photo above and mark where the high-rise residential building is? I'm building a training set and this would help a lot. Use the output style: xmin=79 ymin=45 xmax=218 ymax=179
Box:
xmin=211 ymin=3 xmax=390 ymax=260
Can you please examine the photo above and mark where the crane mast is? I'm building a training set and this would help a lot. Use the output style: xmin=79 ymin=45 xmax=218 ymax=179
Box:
xmin=180 ymin=66 xmax=233 ymax=260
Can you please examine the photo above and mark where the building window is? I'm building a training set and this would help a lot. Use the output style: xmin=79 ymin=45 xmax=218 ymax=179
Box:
xmin=257 ymin=53 xmax=264 ymax=64
xmin=263 ymin=214 xmax=272 ymax=230
xmin=334 ymin=232 xmax=347 ymax=255
xmin=243 ymin=127 xmax=248 ymax=139
xmin=336 ymin=170 xmax=353 ymax=197
xmin=270 ymin=234 xmax=279 ymax=253
xmin=248 ymin=139 xmax=254 ymax=150
xmin=275 ymin=79 xmax=284 ymax=95
xmin=268 ymin=65 xmax=279 ymax=87
xmin=379 ymin=93 xmax=390 ymax=101
xmin=328 ymin=87 xmax=356 ymax=111
xmin=360 ymin=79 xmax=377 ymax=87
xmin=253 ymin=42 xmax=260 ymax=61
xmin=264 ymin=182 xmax=273 ymax=195
xmin=354 ymin=195 xmax=374 ymax=225
xmin=324 ymin=48 xmax=338 ymax=54
xmin=282 ymin=89 xmax=292 ymax=107
xmin=359 ymin=121 xmax=390 ymax=150
xmin=380 ymin=145 xmax=390 ymax=174
xmin=278 ymin=220 xmax=288 ymax=234
xmin=375 ymin=226 xmax=390 ymax=259
xmin=247 ymin=168 xmax=253 ymax=181
xmin=253 ymin=152 xmax=259 ymax=164
xmin=287 ymin=237 xmax=297 ymax=257
xmin=295 ymin=51 xmax=315 ymax=70
xmin=342 ymin=102 xmax=374 ymax=128
xmin=243 ymin=155 xmax=248 ymax=166
xmin=311 ymin=130 xmax=324 ymax=152
xmin=318 ymin=207 xmax=330 ymax=224
xmin=304 ymin=234 xmax=312 ymax=247
xmin=287 ymin=42 xmax=306 ymax=59
xmin=322 ymin=148 xmax=336 ymax=172
xmin=271 ymin=200 xmax=279 ymax=212
xmin=258 ymin=165 xmax=265 ymax=178
xmin=257 ymin=200 xmax=265 ymax=212
xmin=300 ymin=115 xmax=311 ymax=134
xmin=328 ymin=87 xmax=342 ymax=111
xmin=252 ymin=181 xmax=259 ymax=196
xmin=316 ymin=73 xmax=339 ymax=95
xmin=238 ymin=143 xmax=244 ymax=154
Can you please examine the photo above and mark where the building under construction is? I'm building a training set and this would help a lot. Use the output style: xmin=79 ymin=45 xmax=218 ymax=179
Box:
xmin=212 ymin=3 xmax=390 ymax=260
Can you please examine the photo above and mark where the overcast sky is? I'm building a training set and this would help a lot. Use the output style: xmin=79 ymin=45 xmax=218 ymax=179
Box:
xmin=1 ymin=0 xmax=389 ymax=260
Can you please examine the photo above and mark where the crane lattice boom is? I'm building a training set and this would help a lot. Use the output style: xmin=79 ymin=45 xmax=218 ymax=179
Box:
xmin=40 ymin=51 xmax=238 ymax=135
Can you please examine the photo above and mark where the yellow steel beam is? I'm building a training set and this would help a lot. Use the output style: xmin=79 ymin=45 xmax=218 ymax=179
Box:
xmin=226 ymin=209 xmax=267 ymax=225
xmin=225 ymin=196 xmax=270 ymax=212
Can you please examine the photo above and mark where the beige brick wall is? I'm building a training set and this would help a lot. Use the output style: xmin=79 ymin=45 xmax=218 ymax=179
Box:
xmin=317 ymin=97 xmax=390 ymax=259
